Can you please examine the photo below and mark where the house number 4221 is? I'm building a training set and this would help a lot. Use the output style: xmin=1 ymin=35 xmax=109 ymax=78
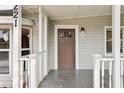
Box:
xmin=13 ymin=5 xmax=18 ymax=27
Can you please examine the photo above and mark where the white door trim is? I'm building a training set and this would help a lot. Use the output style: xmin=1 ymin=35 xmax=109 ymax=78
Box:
xmin=55 ymin=25 xmax=79 ymax=70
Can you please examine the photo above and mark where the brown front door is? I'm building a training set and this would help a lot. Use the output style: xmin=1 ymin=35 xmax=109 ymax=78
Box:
xmin=58 ymin=29 xmax=75 ymax=69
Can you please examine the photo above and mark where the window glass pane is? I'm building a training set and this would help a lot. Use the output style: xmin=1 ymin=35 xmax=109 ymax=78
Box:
xmin=107 ymin=41 xmax=112 ymax=53
xmin=66 ymin=32 xmax=72 ymax=38
xmin=0 ymin=29 xmax=9 ymax=49
xmin=21 ymin=28 xmax=29 ymax=48
xmin=121 ymin=40 xmax=123 ymax=53
xmin=106 ymin=30 xmax=123 ymax=53
xmin=121 ymin=30 xmax=123 ymax=39
xmin=0 ymin=51 xmax=9 ymax=74
xmin=59 ymin=32 xmax=66 ymax=39
xmin=106 ymin=31 xmax=112 ymax=41
xmin=21 ymin=50 xmax=30 ymax=56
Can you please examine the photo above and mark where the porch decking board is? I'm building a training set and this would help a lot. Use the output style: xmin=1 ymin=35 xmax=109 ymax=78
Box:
xmin=38 ymin=70 xmax=110 ymax=88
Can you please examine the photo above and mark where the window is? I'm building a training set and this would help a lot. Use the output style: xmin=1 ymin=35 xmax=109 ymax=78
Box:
xmin=105 ymin=27 xmax=123 ymax=55
xmin=59 ymin=31 xmax=72 ymax=39
xmin=21 ymin=27 xmax=32 ymax=56
xmin=0 ymin=25 xmax=11 ymax=75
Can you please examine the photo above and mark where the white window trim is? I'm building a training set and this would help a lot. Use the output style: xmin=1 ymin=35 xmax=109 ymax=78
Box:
xmin=55 ymin=25 xmax=79 ymax=70
xmin=0 ymin=25 xmax=12 ymax=77
xmin=21 ymin=26 xmax=33 ymax=55
xmin=104 ymin=26 xmax=124 ymax=56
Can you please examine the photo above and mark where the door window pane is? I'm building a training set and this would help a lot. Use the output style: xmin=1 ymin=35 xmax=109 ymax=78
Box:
xmin=21 ymin=28 xmax=29 ymax=48
xmin=59 ymin=31 xmax=72 ymax=39
xmin=0 ymin=51 xmax=9 ymax=74
xmin=0 ymin=29 xmax=9 ymax=49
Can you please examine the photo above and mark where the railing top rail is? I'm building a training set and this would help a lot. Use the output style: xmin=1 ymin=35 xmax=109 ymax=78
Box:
xmin=19 ymin=52 xmax=43 ymax=61
xmin=94 ymin=54 xmax=124 ymax=62
xmin=19 ymin=58 xmax=29 ymax=61
xmin=29 ymin=52 xmax=42 ymax=59
xmin=101 ymin=58 xmax=114 ymax=61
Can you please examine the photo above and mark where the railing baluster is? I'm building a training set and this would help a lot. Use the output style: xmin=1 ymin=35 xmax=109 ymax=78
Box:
xmin=20 ymin=60 xmax=24 ymax=88
xmin=27 ymin=60 xmax=29 ymax=88
xmin=101 ymin=60 xmax=104 ymax=88
xmin=109 ymin=60 xmax=112 ymax=88
xmin=27 ymin=60 xmax=30 ymax=88
xmin=121 ymin=60 xmax=123 ymax=88
xmin=37 ymin=56 xmax=40 ymax=83
xmin=25 ymin=60 xmax=28 ymax=88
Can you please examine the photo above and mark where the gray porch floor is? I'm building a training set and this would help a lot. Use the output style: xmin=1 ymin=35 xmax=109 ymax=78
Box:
xmin=38 ymin=70 xmax=111 ymax=88
xmin=38 ymin=70 xmax=95 ymax=88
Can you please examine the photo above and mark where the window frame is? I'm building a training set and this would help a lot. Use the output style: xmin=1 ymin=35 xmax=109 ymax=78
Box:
xmin=104 ymin=26 xmax=124 ymax=56
xmin=21 ymin=26 xmax=32 ymax=56
xmin=0 ymin=25 xmax=12 ymax=76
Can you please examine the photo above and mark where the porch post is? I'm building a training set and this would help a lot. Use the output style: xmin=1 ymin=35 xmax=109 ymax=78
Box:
xmin=43 ymin=15 xmax=48 ymax=76
xmin=13 ymin=5 xmax=22 ymax=88
xmin=112 ymin=5 xmax=121 ymax=88
xmin=39 ymin=5 xmax=43 ymax=81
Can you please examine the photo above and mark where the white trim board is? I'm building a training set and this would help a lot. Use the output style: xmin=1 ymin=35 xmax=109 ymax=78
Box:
xmin=0 ymin=16 xmax=33 ymax=26
xmin=54 ymin=25 xmax=79 ymax=70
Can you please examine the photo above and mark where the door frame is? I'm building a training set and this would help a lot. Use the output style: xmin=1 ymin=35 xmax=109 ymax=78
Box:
xmin=55 ymin=25 xmax=79 ymax=70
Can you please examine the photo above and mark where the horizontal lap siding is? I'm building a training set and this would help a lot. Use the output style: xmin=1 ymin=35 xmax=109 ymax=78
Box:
xmin=48 ymin=20 xmax=55 ymax=71
xmin=79 ymin=25 xmax=105 ymax=69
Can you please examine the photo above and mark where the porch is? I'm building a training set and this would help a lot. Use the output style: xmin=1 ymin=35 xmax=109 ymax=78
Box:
xmin=38 ymin=70 xmax=93 ymax=88
xmin=0 ymin=5 xmax=124 ymax=88
xmin=38 ymin=69 xmax=118 ymax=88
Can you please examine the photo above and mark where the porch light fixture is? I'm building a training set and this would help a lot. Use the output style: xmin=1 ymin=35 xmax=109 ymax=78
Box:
xmin=81 ymin=27 xmax=85 ymax=34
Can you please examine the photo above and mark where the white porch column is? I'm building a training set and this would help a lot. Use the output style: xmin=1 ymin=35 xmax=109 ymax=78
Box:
xmin=13 ymin=5 xmax=22 ymax=88
xmin=43 ymin=15 xmax=48 ymax=76
xmin=112 ymin=5 xmax=121 ymax=88
xmin=39 ymin=5 xmax=43 ymax=81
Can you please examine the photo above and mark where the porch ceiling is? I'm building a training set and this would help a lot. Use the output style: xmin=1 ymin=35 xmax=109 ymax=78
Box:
xmin=43 ymin=5 xmax=112 ymax=19
xmin=22 ymin=5 xmax=124 ymax=20
xmin=1 ymin=5 xmax=124 ymax=19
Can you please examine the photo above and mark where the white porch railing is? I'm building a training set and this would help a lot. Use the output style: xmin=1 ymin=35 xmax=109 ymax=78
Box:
xmin=93 ymin=54 xmax=124 ymax=88
xmin=19 ymin=52 xmax=42 ymax=88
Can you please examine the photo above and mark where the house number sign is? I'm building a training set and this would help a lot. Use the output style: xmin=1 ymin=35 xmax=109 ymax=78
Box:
xmin=13 ymin=5 xmax=18 ymax=27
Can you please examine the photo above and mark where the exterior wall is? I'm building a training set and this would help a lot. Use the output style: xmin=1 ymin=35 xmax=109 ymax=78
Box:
xmin=25 ymin=15 xmax=124 ymax=70
xmin=47 ymin=15 xmax=124 ymax=70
